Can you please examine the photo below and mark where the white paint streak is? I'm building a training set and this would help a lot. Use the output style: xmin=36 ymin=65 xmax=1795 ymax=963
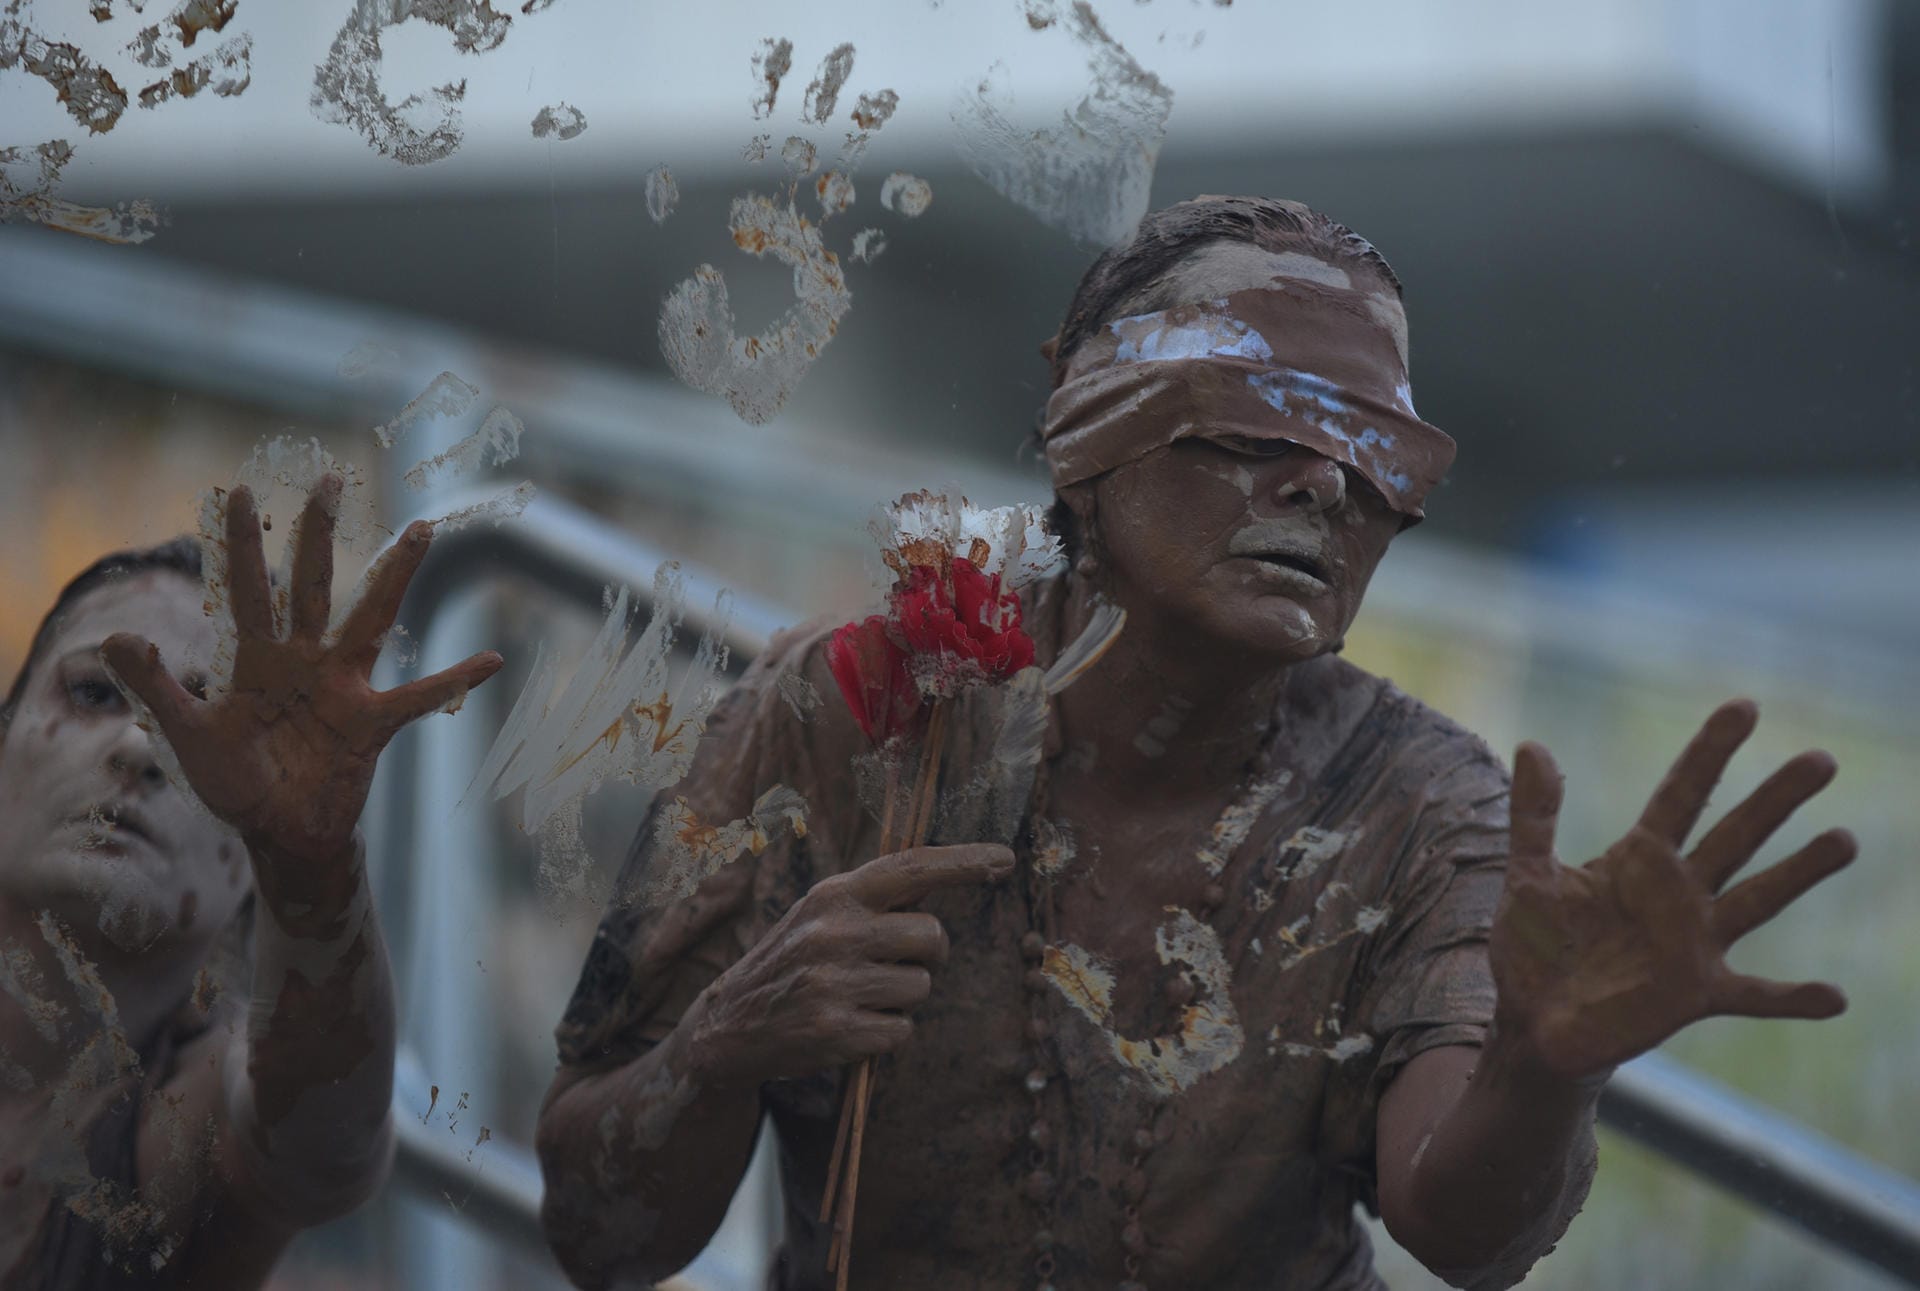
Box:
xmin=1043 ymin=906 xmax=1243 ymax=1097
xmin=469 ymin=566 xmax=735 ymax=905
xmin=1195 ymin=769 xmax=1290 ymax=875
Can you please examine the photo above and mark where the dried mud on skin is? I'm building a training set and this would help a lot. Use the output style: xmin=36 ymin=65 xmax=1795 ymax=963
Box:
xmin=954 ymin=0 xmax=1173 ymax=247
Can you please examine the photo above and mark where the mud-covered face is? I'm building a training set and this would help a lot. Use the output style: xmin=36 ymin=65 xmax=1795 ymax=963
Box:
xmin=1088 ymin=435 xmax=1401 ymax=661
xmin=0 ymin=572 xmax=247 ymax=957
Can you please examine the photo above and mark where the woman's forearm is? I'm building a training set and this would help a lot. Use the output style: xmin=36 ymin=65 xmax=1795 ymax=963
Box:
xmin=536 ymin=990 xmax=764 ymax=1290
xmin=1395 ymin=1033 xmax=1601 ymax=1287
xmin=226 ymin=833 xmax=397 ymax=1224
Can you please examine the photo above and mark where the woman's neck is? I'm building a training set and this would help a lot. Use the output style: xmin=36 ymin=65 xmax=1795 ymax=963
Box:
xmin=1050 ymin=572 xmax=1291 ymax=806
xmin=0 ymin=897 xmax=178 ymax=1096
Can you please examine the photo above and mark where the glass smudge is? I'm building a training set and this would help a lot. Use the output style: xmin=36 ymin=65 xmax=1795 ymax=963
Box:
xmin=309 ymin=0 xmax=528 ymax=166
xmin=628 ymin=784 xmax=809 ymax=908
xmin=531 ymin=101 xmax=588 ymax=141
xmin=878 ymin=171 xmax=932 ymax=218
xmin=644 ymin=163 xmax=679 ymax=223
xmin=953 ymin=0 xmax=1173 ymax=247
xmin=469 ymin=567 xmax=737 ymax=907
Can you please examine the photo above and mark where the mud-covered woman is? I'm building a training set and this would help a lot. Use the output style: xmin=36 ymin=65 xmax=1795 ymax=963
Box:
xmin=0 ymin=477 xmax=500 ymax=1288
xmin=537 ymin=197 xmax=1857 ymax=1290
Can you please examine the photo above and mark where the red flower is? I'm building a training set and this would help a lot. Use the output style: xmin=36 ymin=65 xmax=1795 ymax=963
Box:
xmin=826 ymin=615 xmax=925 ymax=743
xmin=891 ymin=557 xmax=1035 ymax=695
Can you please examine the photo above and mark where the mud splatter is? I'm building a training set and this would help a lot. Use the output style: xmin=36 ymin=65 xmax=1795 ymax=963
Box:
xmin=402 ymin=404 xmax=523 ymax=492
xmin=373 ymin=371 xmax=481 ymax=449
xmin=471 ymin=566 xmax=735 ymax=904
xmin=1030 ymin=816 xmax=1075 ymax=880
xmin=814 ymin=169 xmax=854 ymax=217
xmin=1194 ymin=770 xmax=1289 ymax=875
xmin=309 ymin=0 xmax=517 ymax=165
xmin=631 ymin=784 xmax=808 ymax=907
xmin=135 ymin=29 xmax=249 ymax=108
xmin=1043 ymin=906 xmax=1243 ymax=1096
xmin=7 ymin=30 xmax=129 ymax=134
xmin=741 ymin=134 xmax=769 ymax=163
xmin=954 ymin=0 xmax=1172 ymax=246
xmin=800 ymin=41 xmax=854 ymax=123
xmin=1132 ymin=694 xmax=1191 ymax=759
xmin=0 ymin=936 xmax=63 ymax=1041
xmin=779 ymin=134 xmax=817 ymax=176
xmin=658 ymin=194 xmax=852 ymax=425
xmin=1268 ymin=1001 xmax=1370 ymax=1061
xmin=878 ymin=171 xmax=931 ymax=217
xmin=644 ymin=163 xmax=678 ymax=223
xmin=849 ymin=88 xmax=897 ymax=131
xmin=776 ymin=667 xmax=821 ymax=721
xmin=749 ymin=35 xmax=792 ymax=119
xmin=192 ymin=436 xmax=381 ymax=703
xmin=531 ymin=101 xmax=587 ymax=140
xmin=849 ymin=227 xmax=886 ymax=263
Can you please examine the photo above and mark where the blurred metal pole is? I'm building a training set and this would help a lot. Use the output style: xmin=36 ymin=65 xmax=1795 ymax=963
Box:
xmin=1602 ymin=1052 xmax=1920 ymax=1285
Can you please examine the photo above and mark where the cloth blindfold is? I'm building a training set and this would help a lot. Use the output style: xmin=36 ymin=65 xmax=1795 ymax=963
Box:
xmin=1040 ymin=282 xmax=1456 ymax=519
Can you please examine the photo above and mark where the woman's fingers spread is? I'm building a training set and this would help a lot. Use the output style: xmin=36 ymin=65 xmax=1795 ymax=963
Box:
xmin=1711 ymin=828 xmax=1857 ymax=946
xmin=288 ymin=474 xmax=342 ymax=642
xmin=1508 ymin=741 xmax=1565 ymax=874
xmin=867 ymin=912 xmax=950 ymax=966
xmin=224 ymin=485 xmax=275 ymax=639
xmin=1712 ymin=971 xmax=1847 ymax=1021
xmin=1689 ymin=751 xmax=1838 ymax=892
xmin=1636 ymin=699 xmax=1759 ymax=847
xmin=371 ymin=651 xmax=504 ymax=738
xmin=99 ymin=634 xmax=201 ymax=743
xmin=333 ymin=520 xmax=433 ymax=666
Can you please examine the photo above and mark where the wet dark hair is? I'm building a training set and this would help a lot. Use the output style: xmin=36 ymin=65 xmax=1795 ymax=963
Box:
xmin=1047 ymin=194 xmax=1403 ymax=390
xmin=0 ymin=535 xmax=203 ymax=732
xmin=0 ymin=534 xmax=255 ymax=1040
xmin=1041 ymin=196 xmax=1405 ymax=560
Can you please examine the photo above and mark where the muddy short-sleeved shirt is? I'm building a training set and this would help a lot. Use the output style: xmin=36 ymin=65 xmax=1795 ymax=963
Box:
xmin=555 ymin=577 xmax=1592 ymax=1290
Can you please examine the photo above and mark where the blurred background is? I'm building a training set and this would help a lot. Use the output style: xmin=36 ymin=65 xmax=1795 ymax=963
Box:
xmin=1 ymin=0 xmax=1915 ymax=1287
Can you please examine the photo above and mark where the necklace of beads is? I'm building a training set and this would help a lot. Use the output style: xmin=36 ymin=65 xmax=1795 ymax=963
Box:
xmin=1013 ymin=728 xmax=1277 ymax=1291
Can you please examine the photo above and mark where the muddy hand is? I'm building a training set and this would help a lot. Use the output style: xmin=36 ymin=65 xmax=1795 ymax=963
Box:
xmin=1488 ymin=699 xmax=1855 ymax=1084
xmin=686 ymin=843 xmax=1015 ymax=1088
xmin=100 ymin=475 xmax=503 ymax=882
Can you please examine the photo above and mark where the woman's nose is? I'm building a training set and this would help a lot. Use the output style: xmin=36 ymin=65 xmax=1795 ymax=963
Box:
xmin=105 ymin=720 xmax=166 ymax=793
xmin=1271 ymin=452 xmax=1347 ymax=515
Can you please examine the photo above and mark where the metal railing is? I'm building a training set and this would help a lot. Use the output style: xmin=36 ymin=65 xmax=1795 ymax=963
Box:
xmin=376 ymin=492 xmax=1920 ymax=1289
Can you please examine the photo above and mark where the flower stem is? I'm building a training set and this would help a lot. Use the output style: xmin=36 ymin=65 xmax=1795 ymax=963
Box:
xmin=825 ymin=699 xmax=950 ymax=1286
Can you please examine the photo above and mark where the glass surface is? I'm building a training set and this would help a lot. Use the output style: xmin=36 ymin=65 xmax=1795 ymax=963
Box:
xmin=1 ymin=2 xmax=1914 ymax=1288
